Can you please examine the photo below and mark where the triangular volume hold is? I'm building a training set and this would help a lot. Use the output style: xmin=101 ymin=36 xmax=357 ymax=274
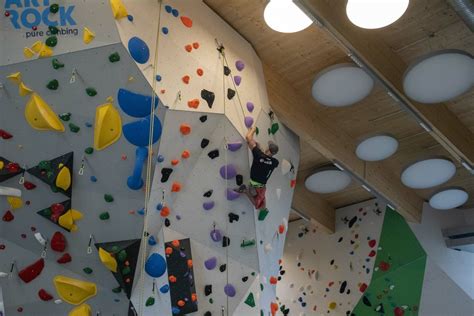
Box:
xmin=94 ymin=239 xmax=141 ymax=299
xmin=27 ymin=152 xmax=73 ymax=197
xmin=0 ymin=156 xmax=24 ymax=183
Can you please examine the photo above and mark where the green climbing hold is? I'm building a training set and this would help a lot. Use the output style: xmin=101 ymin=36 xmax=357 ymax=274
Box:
xmin=117 ymin=249 xmax=127 ymax=262
xmin=112 ymin=286 xmax=122 ymax=293
xmin=111 ymin=245 xmax=119 ymax=253
xmin=269 ymin=122 xmax=280 ymax=135
xmin=38 ymin=160 xmax=52 ymax=171
xmin=52 ymin=58 xmax=64 ymax=69
xmin=109 ymin=52 xmax=121 ymax=63
xmin=46 ymin=79 xmax=59 ymax=90
xmin=145 ymin=297 xmax=155 ymax=306
xmin=83 ymin=267 xmax=93 ymax=274
xmin=209 ymin=298 xmax=214 ymax=304
xmin=258 ymin=208 xmax=269 ymax=221
xmin=251 ymin=272 xmax=256 ymax=276
xmin=104 ymin=194 xmax=114 ymax=203
xmin=50 ymin=184 xmax=59 ymax=192
xmin=122 ymin=266 xmax=131 ymax=275
xmin=43 ymin=208 xmax=52 ymax=217
xmin=86 ymin=88 xmax=97 ymax=97
xmin=241 ymin=239 xmax=256 ymax=248
xmin=59 ymin=113 xmax=71 ymax=121
xmin=260 ymin=283 xmax=264 ymax=291
xmin=49 ymin=26 xmax=59 ymax=35
xmin=255 ymin=127 xmax=259 ymax=135
xmin=245 ymin=293 xmax=256 ymax=307
xmin=49 ymin=3 xmax=59 ymax=14
xmin=69 ymin=123 xmax=80 ymax=133
xmin=45 ymin=36 xmax=58 ymax=47
xmin=85 ymin=147 xmax=94 ymax=155
xmin=99 ymin=212 xmax=110 ymax=220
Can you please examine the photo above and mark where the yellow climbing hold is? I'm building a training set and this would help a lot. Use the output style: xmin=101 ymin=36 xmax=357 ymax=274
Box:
xmin=7 ymin=196 xmax=23 ymax=209
xmin=56 ymin=166 xmax=72 ymax=191
xmin=18 ymin=82 xmax=33 ymax=96
xmin=58 ymin=209 xmax=83 ymax=232
xmin=68 ymin=304 xmax=92 ymax=316
xmin=106 ymin=96 xmax=114 ymax=103
xmin=23 ymin=47 xmax=35 ymax=59
xmin=54 ymin=275 xmax=97 ymax=305
xmin=83 ymin=27 xmax=95 ymax=44
xmin=31 ymin=41 xmax=43 ymax=53
xmin=25 ymin=93 xmax=65 ymax=132
xmin=0 ymin=161 xmax=4 ymax=170
xmin=94 ymin=103 xmax=122 ymax=150
xmin=328 ymin=302 xmax=337 ymax=310
xmin=110 ymin=0 xmax=128 ymax=19
xmin=98 ymin=247 xmax=118 ymax=273
xmin=38 ymin=44 xmax=53 ymax=58
xmin=7 ymin=72 xmax=22 ymax=84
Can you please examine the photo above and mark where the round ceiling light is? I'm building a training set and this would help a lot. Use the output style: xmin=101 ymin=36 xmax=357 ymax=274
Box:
xmin=403 ymin=50 xmax=474 ymax=104
xmin=401 ymin=157 xmax=456 ymax=189
xmin=312 ymin=64 xmax=374 ymax=107
xmin=429 ymin=187 xmax=469 ymax=210
xmin=263 ymin=0 xmax=313 ymax=33
xmin=356 ymin=134 xmax=398 ymax=161
xmin=346 ymin=0 xmax=410 ymax=29
xmin=305 ymin=166 xmax=352 ymax=194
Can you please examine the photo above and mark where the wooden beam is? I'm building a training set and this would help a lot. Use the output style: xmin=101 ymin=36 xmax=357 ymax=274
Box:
xmin=263 ymin=63 xmax=423 ymax=222
xmin=292 ymin=170 xmax=336 ymax=234
xmin=299 ymin=0 xmax=474 ymax=166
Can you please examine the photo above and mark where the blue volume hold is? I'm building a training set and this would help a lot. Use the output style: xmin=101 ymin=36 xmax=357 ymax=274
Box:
xmin=128 ymin=36 xmax=150 ymax=64
xmin=118 ymin=88 xmax=159 ymax=118
xmin=127 ymin=147 xmax=148 ymax=190
xmin=123 ymin=115 xmax=162 ymax=147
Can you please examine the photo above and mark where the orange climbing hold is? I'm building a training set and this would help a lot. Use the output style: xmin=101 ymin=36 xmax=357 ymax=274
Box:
xmin=182 ymin=75 xmax=190 ymax=84
xmin=269 ymin=276 xmax=278 ymax=285
xmin=196 ymin=68 xmax=204 ymax=76
xmin=191 ymin=293 xmax=197 ymax=302
xmin=177 ymin=300 xmax=185 ymax=307
xmin=187 ymin=99 xmax=200 ymax=109
xmin=171 ymin=240 xmax=180 ymax=247
xmin=270 ymin=302 xmax=279 ymax=316
xmin=192 ymin=42 xmax=199 ymax=49
xmin=169 ymin=275 xmax=177 ymax=283
xmin=171 ymin=182 xmax=182 ymax=192
xmin=187 ymin=259 xmax=193 ymax=268
xmin=171 ymin=159 xmax=179 ymax=166
xmin=160 ymin=206 xmax=170 ymax=217
xmin=184 ymin=44 xmax=192 ymax=52
xmin=180 ymin=16 xmax=193 ymax=28
xmin=165 ymin=247 xmax=173 ymax=255
xmin=180 ymin=124 xmax=191 ymax=135
xmin=181 ymin=150 xmax=190 ymax=159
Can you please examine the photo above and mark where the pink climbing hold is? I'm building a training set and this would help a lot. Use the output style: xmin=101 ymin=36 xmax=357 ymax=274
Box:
xmin=219 ymin=164 xmax=237 ymax=179
xmin=180 ymin=16 xmax=193 ymax=28
xmin=18 ymin=258 xmax=45 ymax=283
xmin=244 ymin=116 xmax=254 ymax=128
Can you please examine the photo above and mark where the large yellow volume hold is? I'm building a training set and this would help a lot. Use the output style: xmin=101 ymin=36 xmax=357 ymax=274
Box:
xmin=110 ymin=0 xmax=128 ymax=19
xmin=98 ymin=247 xmax=118 ymax=273
xmin=56 ymin=165 xmax=72 ymax=191
xmin=25 ymin=93 xmax=65 ymax=132
xmin=94 ymin=103 xmax=122 ymax=150
xmin=69 ymin=304 xmax=92 ymax=316
xmin=54 ymin=276 xmax=97 ymax=305
xmin=58 ymin=209 xmax=83 ymax=232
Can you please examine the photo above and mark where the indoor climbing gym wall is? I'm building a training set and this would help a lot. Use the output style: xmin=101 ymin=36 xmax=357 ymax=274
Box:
xmin=276 ymin=199 xmax=433 ymax=316
xmin=0 ymin=0 xmax=300 ymax=316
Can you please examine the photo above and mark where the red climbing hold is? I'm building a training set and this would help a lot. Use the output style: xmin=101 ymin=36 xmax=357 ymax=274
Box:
xmin=368 ymin=250 xmax=376 ymax=257
xmin=4 ymin=11 xmax=10 ymax=17
xmin=359 ymin=283 xmax=368 ymax=292
xmin=6 ymin=162 xmax=20 ymax=173
xmin=171 ymin=182 xmax=182 ymax=192
xmin=181 ymin=150 xmax=190 ymax=159
xmin=290 ymin=179 xmax=296 ymax=188
xmin=379 ymin=261 xmax=390 ymax=272
xmin=171 ymin=159 xmax=179 ymax=166
xmin=180 ymin=124 xmax=191 ymax=135
xmin=192 ymin=42 xmax=199 ymax=49
xmin=180 ymin=16 xmax=193 ymax=28
xmin=57 ymin=253 xmax=72 ymax=264
xmin=2 ymin=210 xmax=14 ymax=222
xmin=187 ymin=99 xmax=200 ymax=109
xmin=196 ymin=68 xmax=204 ymax=76
xmin=278 ymin=224 xmax=285 ymax=234
xmin=0 ymin=129 xmax=13 ymax=139
xmin=23 ymin=181 xmax=36 ymax=190
xmin=269 ymin=276 xmax=278 ymax=285
xmin=394 ymin=307 xmax=405 ymax=316
xmin=18 ymin=258 xmax=45 ymax=283
xmin=185 ymin=44 xmax=192 ymax=52
xmin=51 ymin=231 xmax=67 ymax=252
xmin=182 ymin=75 xmax=190 ymax=84
xmin=160 ymin=206 xmax=170 ymax=217
xmin=368 ymin=239 xmax=376 ymax=248
xmin=38 ymin=289 xmax=53 ymax=301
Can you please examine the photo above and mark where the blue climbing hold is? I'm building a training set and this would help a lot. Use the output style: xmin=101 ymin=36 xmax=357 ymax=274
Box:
xmin=171 ymin=9 xmax=179 ymax=17
xmin=156 ymin=203 xmax=163 ymax=211
xmin=128 ymin=36 xmax=150 ymax=64
xmin=127 ymin=14 xmax=133 ymax=22
xmin=85 ymin=122 xmax=93 ymax=128
xmin=118 ymin=88 xmax=159 ymax=118
xmin=157 ymin=155 xmax=165 ymax=162
xmin=172 ymin=307 xmax=181 ymax=314
xmin=90 ymin=176 xmax=97 ymax=182
xmin=162 ymin=27 xmax=169 ymax=35
xmin=137 ymin=208 xmax=145 ymax=215
xmin=123 ymin=115 xmax=162 ymax=147
xmin=156 ymin=75 xmax=162 ymax=82
xmin=148 ymin=235 xmax=157 ymax=246
xmin=165 ymin=5 xmax=172 ymax=13
xmin=160 ymin=284 xmax=170 ymax=294
xmin=145 ymin=253 xmax=167 ymax=278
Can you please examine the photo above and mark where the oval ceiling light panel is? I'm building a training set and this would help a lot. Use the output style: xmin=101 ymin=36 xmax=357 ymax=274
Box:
xmin=346 ymin=0 xmax=410 ymax=29
xmin=312 ymin=64 xmax=374 ymax=107
xmin=356 ymin=134 xmax=398 ymax=161
xmin=401 ymin=157 xmax=456 ymax=189
xmin=305 ymin=167 xmax=352 ymax=194
xmin=263 ymin=0 xmax=313 ymax=33
xmin=429 ymin=187 xmax=469 ymax=210
xmin=403 ymin=50 xmax=474 ymax=104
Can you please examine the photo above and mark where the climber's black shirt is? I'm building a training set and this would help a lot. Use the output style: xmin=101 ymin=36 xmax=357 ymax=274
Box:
xmin=250 ymin=147 xmax=279 ymax=185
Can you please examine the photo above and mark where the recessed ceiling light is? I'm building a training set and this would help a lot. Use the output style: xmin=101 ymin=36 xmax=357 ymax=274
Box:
xmin=401 ymin=157 xmax=456 ymax=189
xmin=263 ymin=0 xmax=313 ymax=33
xmin=346 ymin=0 xmax=410 ymax=29
xmin=312 ymin=64 xmax=374 ymax=107
xmin=305 ymin=166 xmax=352 ymax=194
xmin=356 ymin=134 xmax=398 ymax=161
xmin=403 ymin=49 xmax=474 ymax=104
xmin=429 ymin=187 xmax=469 ymax=210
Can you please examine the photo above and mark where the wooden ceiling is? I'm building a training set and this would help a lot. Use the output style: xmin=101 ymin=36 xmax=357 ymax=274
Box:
xmin=204 ymin=0 xmax=474 ymax=230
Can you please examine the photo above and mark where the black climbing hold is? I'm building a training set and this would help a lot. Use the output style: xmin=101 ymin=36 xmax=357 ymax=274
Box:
xmin=208 ymin=149 xmax=219 ymax=159
xmin=338 ymin=236 xmax=343 ymax=243
xmin=236 ymin=174 xmax=243 ymax=186
xmin=204 ymin=284 xmax=212 ymax=296
xmin=224 ymin=66 xmax=231 ymax=76
xmin=242 ymin=276 xmax=248 ymax=282
xmin=46 ymin=79 xmax=59 ymax=90
xmin=199 ymin=115 xmax=207 ymax=123
xmin=204 ymin=312 xmax=212 ymax=316
xmin=201 ymin=138 xmax=210 ymax=149
xmin=45 ymin=36 xmax=58 ymax=47
xmin=280 ymin=270 xmax=286 ymax=275
xmin=348 ymin=216 xmax=358 ymax=228
xmin=201 ymin=89 xmax=215 ymax=108
xmin=27 ymin=152 xmax=73 ymax=197
xmin=203 ymin=190 xmax=213 ymax=198
xmin=222 ymin=236 xmax=230 ymax=248
xmin=227 ymin=88 xmax=236 ymax=100
xmin=219 ymin=264 xmax=226 ymax=272
xmin=362 ymin=296 xmax=372 ymax=307
xmin=161 ymin=168 xmax=173 ymax=183
xmin=228 ymin=212 xmax=239 ymax=223
xmin=164 ymin=218 xmax=171 ymax=227
xmin=339 ymin=281 xmax=347 ymax=294
xmin=49 ymin=3 xmax=59 ymax=14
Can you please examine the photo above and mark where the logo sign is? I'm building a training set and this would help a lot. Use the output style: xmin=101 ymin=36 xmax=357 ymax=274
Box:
xmin=5 ymin=0 xmax=76 ymax=29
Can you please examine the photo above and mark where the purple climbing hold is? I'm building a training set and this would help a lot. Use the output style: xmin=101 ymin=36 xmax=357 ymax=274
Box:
xmin=244 ymin=116 xmax=254 ymax=128
xmin=226 ymin=188 xmax=240 ymax=201
xmin=204 ymin=257 xmax=217 ymax=270
xmin=219 ymin=164 xmax=237 ymax=179
xmin=203 ymin=201 xmax=215 ymax=211
xmin=235 ymin=60 xmax=245 ymax=72
xmin=227 ymin=142 xmax=243 ymax=152
xmin=210 ymin=229 xmax=222 ymax=242
xmin=224 ymin=284 xmax=236 ymax=297
xmin=234 ymin=76 xmax=242 ymax=86
xmin=246 ymin=102 xmax=254 ymax=112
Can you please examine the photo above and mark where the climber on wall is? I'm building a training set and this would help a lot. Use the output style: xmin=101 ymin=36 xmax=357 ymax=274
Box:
xmin=236 ymin=126 xmax=279 ymax=214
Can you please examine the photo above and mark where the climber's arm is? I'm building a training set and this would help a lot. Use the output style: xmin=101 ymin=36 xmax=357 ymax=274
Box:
xmin=246 ymin=126 xmax=257 ymax=150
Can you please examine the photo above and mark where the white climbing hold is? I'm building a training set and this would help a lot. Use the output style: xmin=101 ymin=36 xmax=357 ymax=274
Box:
xmin=0 ymin=186 xmax=21 ymax=197
xmin=0 ymin=272 xmax=8 ymax=278
xmin=281 ymin=159 xmax=292 ymax=175
xmin=264 ymin=243 xmax=272 ymax=253
xmin=34 ymin=232 xmax=47 ymax=246
xmin=54 ymin=299 xmax=63 ymax=304
xmin=276 ymin=188 xmax=281 ymax=199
